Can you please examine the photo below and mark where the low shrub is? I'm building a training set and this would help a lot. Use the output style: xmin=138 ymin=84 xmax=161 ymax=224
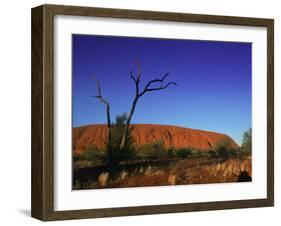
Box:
xmin=73 ymin=154 xmax=82 ymax=162
xmin=80 ymin=146 xmax=105 ymax=165
xmin=228 ymin=149 xmax=238 ymax=157
xmin=191 ymin=149 xmax=207 ymax=157
xmin=208 ymin=150 xmax=219 ymax=158
xmin=213 ymin=139 xmax=238 ymax=159
xmin=137 ymin=140 xmax=166 ymax=160
xmin=216 ymin=147 xmax=230 ymax=159
xmin=173 ymin=148 xmax=192 ymax=158
xmin=167 ymin=147 xmax=199 ymax=159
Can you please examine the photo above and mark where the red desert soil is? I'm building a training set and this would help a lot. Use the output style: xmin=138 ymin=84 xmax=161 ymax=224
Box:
xmin=73 ymin=124 xmax=239 ymax=155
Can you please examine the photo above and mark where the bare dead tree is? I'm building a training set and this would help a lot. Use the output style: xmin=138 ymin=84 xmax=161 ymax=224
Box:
xmin=119 ymin=60 xmax=177 ymax=150
xmin=91 ymin=76 xmax=112 ymax=153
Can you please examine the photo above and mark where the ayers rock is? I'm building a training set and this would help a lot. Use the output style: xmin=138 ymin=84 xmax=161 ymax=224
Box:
xmin=73 ymin=124 xmax=239 ymax=155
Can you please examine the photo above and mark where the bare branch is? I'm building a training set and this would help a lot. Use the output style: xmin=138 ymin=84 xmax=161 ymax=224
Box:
xmin=91 ymin=75 xmax=111 ymax=126
xmin=142 ymin=72 xmax=169 ymax=91
xmin=130 ymin=70 xmax=137 ymax=83
xmin=130 ymin=58 xmax=141 ymax=84
xmin=139 ymin=82 xmax=177 ymax=96
xmin=163 ymin=82 xmax=177 ymax=88
xmin=136 ymin=59 xmax=141 ymax=81
xmin=138 ymin=72 xmax=177 ymax=97
xmin=91 ymin=76 xmax=102 ymax=97
xmin=91 ymin=76 xmax=110 ymax=103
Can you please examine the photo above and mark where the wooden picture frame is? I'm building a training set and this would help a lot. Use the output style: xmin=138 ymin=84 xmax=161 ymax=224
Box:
xmin=31 ymin=4 xmax=274 ymax=221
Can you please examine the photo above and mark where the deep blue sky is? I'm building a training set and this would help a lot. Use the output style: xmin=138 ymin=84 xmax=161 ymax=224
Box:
xmin=72 ymin=34 xmax=252 ymax=145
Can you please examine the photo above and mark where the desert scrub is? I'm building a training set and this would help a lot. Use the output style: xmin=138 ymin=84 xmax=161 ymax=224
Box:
xmin=211 ymin=139 xmax=238 ymax=159
xmin=137 ymin=140 xmax=166 ymax=160
xmin=73 ymin=148 xmax=104 ymax=169
xmin=190 ymin=149 xmax=207 ymax=157
xmin=168 ymin=147 xmax=192 ymax=158
xmin=167 ymin=147 xmax=206 ymax=159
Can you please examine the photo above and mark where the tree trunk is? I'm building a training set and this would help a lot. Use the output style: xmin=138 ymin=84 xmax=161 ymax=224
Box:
xmin=106 ymin=104 xmax=112 ymax=156
xmin=120 ymin=96 xmax=138 ymax=150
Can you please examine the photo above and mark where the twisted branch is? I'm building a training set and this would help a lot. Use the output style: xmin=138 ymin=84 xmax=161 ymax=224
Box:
xmin=139 ymin=72 xmax=177 ymax=97
xmin=91 ymin=76 xmax=112 ymax=152
xmin=120 ymin=60 xmax=177 ymax=150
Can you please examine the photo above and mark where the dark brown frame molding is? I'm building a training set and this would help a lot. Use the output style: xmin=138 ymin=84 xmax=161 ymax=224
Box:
xmin=31 ymin=4 xmax=274 ymax=221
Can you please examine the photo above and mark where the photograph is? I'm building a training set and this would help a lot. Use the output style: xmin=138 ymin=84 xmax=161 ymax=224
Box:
xmin=72 ymin=34 xmax=252 ymax=190
xmin=30 ymin=4 xmax=274 ymax=220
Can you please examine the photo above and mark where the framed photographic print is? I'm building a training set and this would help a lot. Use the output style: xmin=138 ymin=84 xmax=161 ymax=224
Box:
xmin=31 ymin=4 xmax=274 ymax=221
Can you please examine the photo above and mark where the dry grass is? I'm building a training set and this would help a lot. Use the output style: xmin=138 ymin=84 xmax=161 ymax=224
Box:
xmin=73 ymin=156 xmax=252 ymax=190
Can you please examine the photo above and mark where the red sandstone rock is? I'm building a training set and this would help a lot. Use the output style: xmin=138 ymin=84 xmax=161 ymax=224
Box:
xmin=73 ymin=124 xmax=239 ymax=155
